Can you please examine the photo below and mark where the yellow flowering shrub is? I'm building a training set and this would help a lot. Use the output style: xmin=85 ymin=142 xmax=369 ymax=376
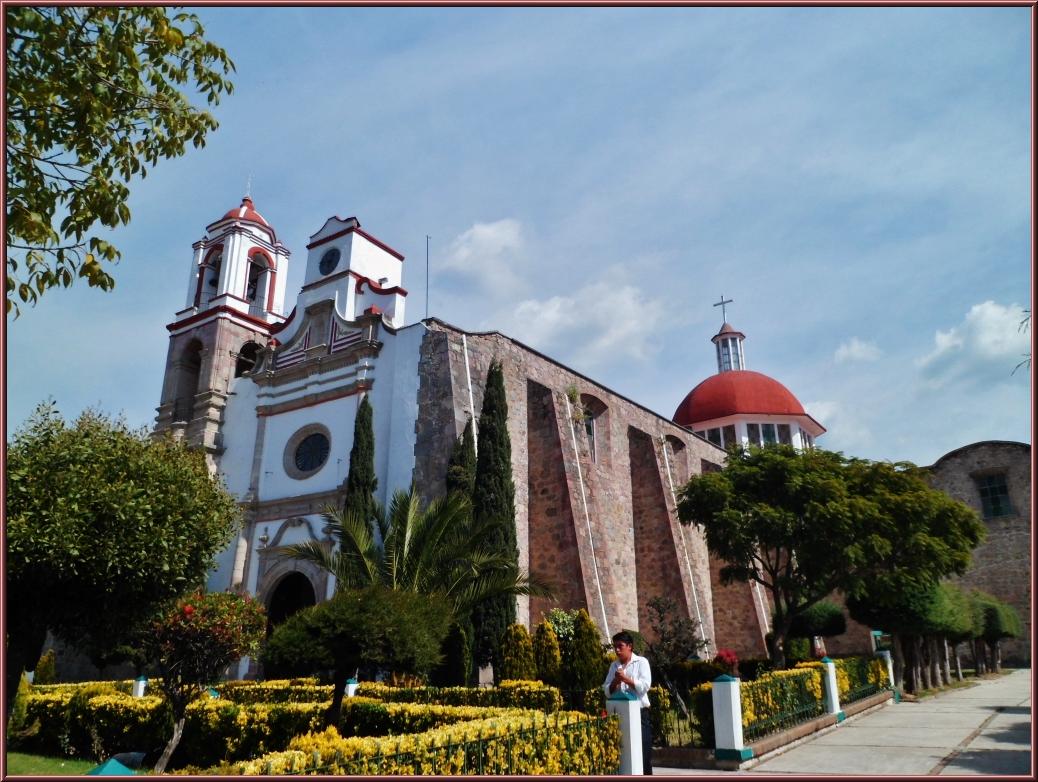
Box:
xmin=794 ymin=656 xmax=890 ymax=703
xmin=219 ymin=679 xmax=333 ymax=705
xmin=740 ymin=668 xmax=823 ymax=733
xmin=356 ymin=679 xmax=562 ymax=713
xmin=221 ymin=710 xmax=620 ymax=775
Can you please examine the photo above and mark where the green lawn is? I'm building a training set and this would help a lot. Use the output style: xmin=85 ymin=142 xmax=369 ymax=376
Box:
xmin=6 ymin=753 xmax=99 ymax=776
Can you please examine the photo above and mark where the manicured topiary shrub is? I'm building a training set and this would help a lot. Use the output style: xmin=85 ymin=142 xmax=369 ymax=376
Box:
xmin=498 ymin=624 xmax=536 ymax=681
xmin=533 ymin=620 xmax=562 ymax=688
xmin=568 ymin=610 xmax=607 ymax=692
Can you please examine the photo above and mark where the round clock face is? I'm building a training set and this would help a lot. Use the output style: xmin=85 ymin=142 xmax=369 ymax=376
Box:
xmin=294 ymin=432 xmax=330 ymax=472
xmin=319 ymin=247 xmax=341 ymax=275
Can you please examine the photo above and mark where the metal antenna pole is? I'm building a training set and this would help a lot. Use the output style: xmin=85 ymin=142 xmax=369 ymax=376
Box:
xmin=425 ymin=234 xmax=430 ymax=320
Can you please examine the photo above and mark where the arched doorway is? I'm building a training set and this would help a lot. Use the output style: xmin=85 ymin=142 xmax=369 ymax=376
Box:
xmin=266 ymin=571 xmax=317 ymax=637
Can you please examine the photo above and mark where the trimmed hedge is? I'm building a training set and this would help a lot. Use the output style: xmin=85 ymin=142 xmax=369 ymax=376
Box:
xmin=358 ymin=679 xmax=562 ymax=713
xmin=740 ymin=668 xmax=824 ymax=731
xmin=182 ymin=711 xmax=620 ymax=775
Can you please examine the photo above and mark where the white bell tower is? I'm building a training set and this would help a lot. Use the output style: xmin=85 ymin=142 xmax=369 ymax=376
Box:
xmin=155 ymin=196 xmax=290 ymax=462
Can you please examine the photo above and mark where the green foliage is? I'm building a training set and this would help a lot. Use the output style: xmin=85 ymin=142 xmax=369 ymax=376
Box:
xmin=788 ymin=601 xmax=847 ymax=639
xmin=545 ymin=608 xmax=577 ymax=651
xmin=4 ymin=403 xmax=241 ymax=710
xmin=679 ymin=445 xmax=985 ymax=667
xmin=343 ymin=396 xmax=378 ymax=526
xmin=263 ymin=587 xmax=452 ymax=727
xmin=498 ymin=624 xmax=537 ymax=681
xmin=149 ymin=590 xmax=266 ymax=772
xmin=445 ymin=418 xmax=477 ymax=499
xmin=33 ymin=650 xmax=57 ymax=685
xmin=471 ymin=360 xmax=520 ymax=669
xmin=972 ymin=591 xmax=1022 ymax=642
xmin=785 ymin=637 xmax=811 ymax=659
xmin=664 ymin=659 xmax=728 ymax=691
xmin=533 ymin=621 xmax=562 ymax=688
xmin=5 ymin=6 xmax=235 ymax=315
xmin=567 ymin=610 xmax=607 ymax=692
xmin=428 ymin=621 xmax=472 ymax=687
xmin=281 ymin=487 xmax=546 ymax=619
xmin=644 ymin=596 xmax=708 ymax=672
xmin=7 ymin=673 xmax=33 ymax=742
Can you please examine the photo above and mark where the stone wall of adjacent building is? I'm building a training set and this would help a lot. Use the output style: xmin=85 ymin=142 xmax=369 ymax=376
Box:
xmin=927 ymin=441 xmax=1031 ymax=665
xmin=413 ymin=319 xmax=726 ymax=645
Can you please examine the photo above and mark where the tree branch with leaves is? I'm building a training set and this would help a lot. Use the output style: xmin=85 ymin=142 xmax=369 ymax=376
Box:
xmin=5 ymin=6 xmax=234 ymax=315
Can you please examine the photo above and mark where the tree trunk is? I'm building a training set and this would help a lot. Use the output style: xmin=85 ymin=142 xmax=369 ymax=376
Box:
xmin=892 ymin=633 xmax=906 ymax=692
xmin=153 ymin=716 xmax=186 ymax=774
xmin=326 ymin=667 xmax=347 ymax=728
xmin=941 ymin=639 xmax=952 ymax=684
xmin=953 ymin=642 xmax=963 ymax=681
xmin=971 ymin=639 xmax=984 ymax=675
xmin=918 ymin=637 xmax=931 ymax=691
xmin=4 ymin=614 xmax=47 ymax=718
xmin=929 ymin=637 xmax=943 ymax=688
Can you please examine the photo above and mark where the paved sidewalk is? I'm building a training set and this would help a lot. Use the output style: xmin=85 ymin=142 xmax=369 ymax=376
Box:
xmin=656 ymin=668 xmax=1032 ymax=776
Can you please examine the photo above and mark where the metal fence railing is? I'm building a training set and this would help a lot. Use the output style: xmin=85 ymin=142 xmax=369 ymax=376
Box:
xmin=742 ymin=698 xmax=825 ymax=743
xmin=843 ymin=681 xmax=882 ymax=704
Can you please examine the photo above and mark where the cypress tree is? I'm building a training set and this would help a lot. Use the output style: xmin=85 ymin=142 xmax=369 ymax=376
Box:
xmin=445 ymin=417 xmax=476 ymax=499
xmin=343 ymin=395 xmax=377 ymax=523
xmin=470 ymin=360 xmax=519 ymax=672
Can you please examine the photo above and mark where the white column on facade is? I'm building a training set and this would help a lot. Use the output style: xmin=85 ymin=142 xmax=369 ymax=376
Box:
xmin=185 ymin=243 xmax=204 ymax=309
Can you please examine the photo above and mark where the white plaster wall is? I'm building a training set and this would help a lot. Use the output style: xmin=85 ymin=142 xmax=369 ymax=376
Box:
xmin=218 ymin=373 xmax=261 ymax=497
xmin=272 ymin=248 xmax=290 ymax=315
xmin=367 ymin=322 xmax=425 ymax=507
xmin=348 ymin=234 xmax=402 ymax=288
xmin=259 ymin=395 xmax=359 ymax=501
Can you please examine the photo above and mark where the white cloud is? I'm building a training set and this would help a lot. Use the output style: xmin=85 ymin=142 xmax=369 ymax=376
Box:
xmin=916 ymin=301 xmax=1030 ymax=388
xmin=803 ymin=399 xmax=874 ymax=453
xmin=834 ymin=337 xmax=882 ymax=364
xmin=438 ymin=219 xmax=525 ymax=295
xmin=501 ymin=266 xmax=665 ymax=370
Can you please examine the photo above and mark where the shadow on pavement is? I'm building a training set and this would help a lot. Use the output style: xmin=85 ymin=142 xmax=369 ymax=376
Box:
xmin=981 ymin=723 xmax=1033 ymax=747
xmin=982 ymin=705 xmax=1031 ymax=716
xmin=944 ymin=749 xmax=1031 ymax=775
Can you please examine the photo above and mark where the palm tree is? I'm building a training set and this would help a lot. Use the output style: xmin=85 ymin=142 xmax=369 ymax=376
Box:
xmin=279 ymin=486 xmax=551 ymax=623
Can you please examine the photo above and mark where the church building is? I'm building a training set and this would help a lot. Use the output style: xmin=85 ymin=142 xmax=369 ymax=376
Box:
xmin=154 ymin=197 xmax=842 ymax=669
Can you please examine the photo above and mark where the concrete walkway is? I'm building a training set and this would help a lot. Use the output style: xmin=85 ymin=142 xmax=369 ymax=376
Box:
xmin=656 ymin=668 xmax=1032 ymax=776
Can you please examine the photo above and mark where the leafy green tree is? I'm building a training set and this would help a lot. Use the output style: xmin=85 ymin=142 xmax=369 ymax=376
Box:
xmin=343 ymin=395 xmax=377 ymax=525
xmin=445 ymin=417 xmax=477 ymax=499
xmin=4 ymin=402 xmax=241 ymax=713
xmin=786 ymin=600 xmax=847 ymax=651
xmin=263 ymin=586 xmax=451 ymax=726
xmin=678 ymin=445 xmax=984 ymax=668
xmin=150 ymin=591 xmax=265 ymax=773
xmin=970 ymin=590 xmax=1021 ymax=674
xmin=281 ymin=487 xmax=547 ymax=620
xmin=5 ymin=7 xmax=235 ymax=315
xmin=498 ymin=623 xmax=537 ymax=681
xmin=532 ymin=620 xmax=562 ymax=688
xmin=471 ymin=360 xmax=519 ymax=672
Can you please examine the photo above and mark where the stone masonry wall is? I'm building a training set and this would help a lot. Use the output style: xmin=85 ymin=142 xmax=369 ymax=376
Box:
xmin=416 ymin=320 xmax=726 ymax=644
xmin=928 ymin=441 xmax=1031 ymax=664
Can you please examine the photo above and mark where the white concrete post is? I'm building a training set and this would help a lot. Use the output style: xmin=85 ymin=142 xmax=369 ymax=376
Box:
xmin=132 ymin=676 xmax=147 ymax=698
xmin=346 ymin=678 xmax=359 ymax=697
xmin=820 ymin=657 xmax=844 ymax=722
xmin=877 ymin=650 xmax=895 ymax=691
xmin=711 ymin=675 xmax=752 ymax=762
xmin=606 ymin=694 xmax=643 ymax=774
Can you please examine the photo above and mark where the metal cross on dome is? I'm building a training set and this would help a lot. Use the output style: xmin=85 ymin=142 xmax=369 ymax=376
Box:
xmin=713 ymin=295 xmax=733 ymax=322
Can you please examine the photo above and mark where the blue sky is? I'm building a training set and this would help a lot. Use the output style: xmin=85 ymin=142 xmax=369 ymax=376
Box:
xmin=6 ymin=6 xmax=1032 ymax=467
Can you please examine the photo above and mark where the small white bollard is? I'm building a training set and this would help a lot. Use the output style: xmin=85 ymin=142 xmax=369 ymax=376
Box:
xmin=877 ymin=650 xmax=895 ymax=691
xmin=132 ymin=676 xmax=147 ymax=698
xmin=711 ymin=675 xmax=752 ymax=763
xmin=25 ymin=671 xmax=34 ymax=684
xmin=606 ymin=692 xmax=643 ymax=774
xmin=346 ymin=679 xmax=359 ymax=697
xmin=820 ymin=657 xmax=844 ymax=722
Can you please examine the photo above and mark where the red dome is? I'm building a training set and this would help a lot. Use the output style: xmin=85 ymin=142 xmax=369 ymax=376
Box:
xmin=673 ymin=370 xmax=806 ymax=426
xmin=220 ymin=196 xmax=269 ymax=227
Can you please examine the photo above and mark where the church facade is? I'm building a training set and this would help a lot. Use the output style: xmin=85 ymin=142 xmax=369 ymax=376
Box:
xmin=154 ymin=197 xmax=850 ymax=667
